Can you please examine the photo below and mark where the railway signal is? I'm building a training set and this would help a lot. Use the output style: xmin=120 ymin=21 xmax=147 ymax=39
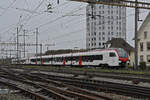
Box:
xmin=70 ymin=0 xmax=150 ymax=69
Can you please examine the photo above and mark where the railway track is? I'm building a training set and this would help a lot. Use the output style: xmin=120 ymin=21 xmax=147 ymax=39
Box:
xmin=7 ymin=66 xmax=150 ymax=99
xmin=2 ymin=65 xmax=150 ymax=99
xmin=30 ymin=72 xmax=150 ymax=99
xmin=9 ymin=65 xmax=150 ymax=83
xmin=0 ymin=67 xmax=112 ymax=100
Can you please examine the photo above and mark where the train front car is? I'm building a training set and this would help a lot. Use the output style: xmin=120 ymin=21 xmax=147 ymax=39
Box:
xmin=115 ymin=48 xmax=129 ymax=67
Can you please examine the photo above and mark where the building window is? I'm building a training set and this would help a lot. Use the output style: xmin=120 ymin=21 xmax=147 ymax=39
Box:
xmin=99 ymin=43 xmax=101 ymax=46
xmin=99 ymin=37 xmax=101 ymax=40
xmin=116 ymin=16 xmax=118 ymax=19
xmin=102 ymin=21 xmax=105 ymax=24
xmin=116 ymin=10 xmax=118 ymax=14
xmin=116 ymin=32 xmax=118 ymax=36
xmin=103 ymin=43 xmax=105 ymax=46
xmin=140 ymin=55 xmax=144 ymax=62
xmin=111 ymin=26 xmax=113 ymax=30
xmin=103 ymin=11 xmax=104 ymax=14
xmin=119 ymin=27 xmax=121 ymax=31
xmin=147 ymin=42 xmax=150 ymax=50
xmin=111 ymin=21 xmax=113 ymax=25
xmin=111 ymin=16 xmax=113 ymax=19
xmin=108 ymin=21 xmax=110 ymax=25
xmin=116 ymin=21 xmax=118 ymax=24
xmin=116 ymin=27 xmax=119 ymax=30
xmin=140 ymin=42 xmax=143 ymax=51
xmin=102 ymin=32 xmax=105 ymax=35
xmin=103 ymin=5 xmax=104 ymax=9
xmin=99 ymin=21 xmax=101 ymax=25
xmin=102 ymin=26 xmax=105 ymax=30
xmin=99 ymin=32 xmax=101 ymax=35
xmin=102 ymin=37 xmax=105 ymax=40
xmin=147 ymin=55 xmax=150 ymax=63
xmin=99 ymin=6 xmax=101 ymax=9
xmin=144 ymin=31 xmax=147 ymax=39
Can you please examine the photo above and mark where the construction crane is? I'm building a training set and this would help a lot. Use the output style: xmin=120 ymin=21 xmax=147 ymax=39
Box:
xmin=70 ymin=0 xmax=150 ymax=69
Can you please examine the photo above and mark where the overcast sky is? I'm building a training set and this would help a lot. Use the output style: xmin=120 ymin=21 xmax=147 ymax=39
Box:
xmin=0 ymin=0 xmax=150 ymax=57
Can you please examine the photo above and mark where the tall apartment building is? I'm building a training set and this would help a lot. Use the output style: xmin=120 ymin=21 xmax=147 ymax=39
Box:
xmin=86 ymin=4 xmax=126 ymax=49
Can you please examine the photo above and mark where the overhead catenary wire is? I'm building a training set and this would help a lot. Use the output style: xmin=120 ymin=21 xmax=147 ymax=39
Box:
xmin=41 ymin=10 xmax=148 ymax=41
xmin=1 ymin=0 xmax=150 ymax=52
xmin=0 ymin=0 xmax=17 ymax=16
xmin=40 ymin=10 xmax=149 ymax=46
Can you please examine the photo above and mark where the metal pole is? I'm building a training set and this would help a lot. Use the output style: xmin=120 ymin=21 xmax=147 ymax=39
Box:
xmin=23 ymin=29 xmax=26 ymax=58
xmin=40 ymin=44 xmax=42 ymax=64
xmin=17 ymin=27 xmax=19 ymax=64
xmin=36 ymin=28 xmax=38 ymax=64
xmin=134 ymin=0 xmax=138 ymax=69
xmin=10 ymin=50 xmax=11 ymax=64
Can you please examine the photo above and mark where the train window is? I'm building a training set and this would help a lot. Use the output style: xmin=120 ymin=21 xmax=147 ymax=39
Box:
xmin=82 ymin=56 xmax=90 ymax=62
xmin=82 ymin=56 xmax=87 ymax=62
xmin=49 ymin=58 xmax=52 ymax=61
xmin=43 ymin=58 xmax=49 ymax=62
xmin=65 ymin=57 xmax=69 ymax=62
xmin=93 ymin=55 xmax=103 ymax=60
xmin=31 ymin=59 xmax=35 ymax=62
xmin=87 ymin=56 xmax=93 ymax=62
xmin=71 ymin=56 xmax=79 ymax=61
xmin=37 ymin=58 xmax=40 ymax=61
xmin=54 ymin=57 xmax=63 ymax=62
xmin=109 ymin=52 xmax=116 ymax=57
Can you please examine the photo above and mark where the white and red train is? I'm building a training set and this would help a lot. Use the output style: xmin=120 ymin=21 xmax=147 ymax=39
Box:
xmin=15 ymin=48 xmax=129 ymax=67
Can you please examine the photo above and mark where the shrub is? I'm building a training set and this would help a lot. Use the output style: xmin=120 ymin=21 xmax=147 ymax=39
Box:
xmin=139 ymin=61 xmax=147 ymax=70
xmin=127 ymin=65 xmax=134 ymax=70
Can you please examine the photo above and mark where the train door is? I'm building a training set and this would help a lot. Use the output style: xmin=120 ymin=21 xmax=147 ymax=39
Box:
xmin=79 ymin=56 xmax=82 ymax=66
xmin=63 ymin=57 xmax=66 ymax=66
xmin=108 ymin=52 xmax=119 ymax=66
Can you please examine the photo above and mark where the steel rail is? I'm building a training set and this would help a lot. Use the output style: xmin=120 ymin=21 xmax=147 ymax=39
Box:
xmin=0 ymin=79 xmax=51 ymax=100
xmin=0 ymin=68 xmax=111 ymax=100
xmin=32 ymin=73 xmax=150 ymax=99
xmin=19 ymin=73 xmax=113 ymax=100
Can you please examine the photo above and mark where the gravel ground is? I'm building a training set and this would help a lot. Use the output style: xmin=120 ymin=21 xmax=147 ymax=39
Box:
xmin=34 ymin=71 xmax=150 ymax=88
xmin=0 ymin=94 xmax=31 ymax=100
xmin=33 ymin=71 xmax=150 ymax=100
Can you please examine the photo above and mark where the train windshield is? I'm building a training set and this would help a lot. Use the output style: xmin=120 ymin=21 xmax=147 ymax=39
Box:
xmin=115 ymin=48 xmax=128 ymax=58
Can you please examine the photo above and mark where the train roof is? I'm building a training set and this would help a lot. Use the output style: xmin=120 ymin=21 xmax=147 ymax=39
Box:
xmin=29 ymin=49 xmax=117 ymax=59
